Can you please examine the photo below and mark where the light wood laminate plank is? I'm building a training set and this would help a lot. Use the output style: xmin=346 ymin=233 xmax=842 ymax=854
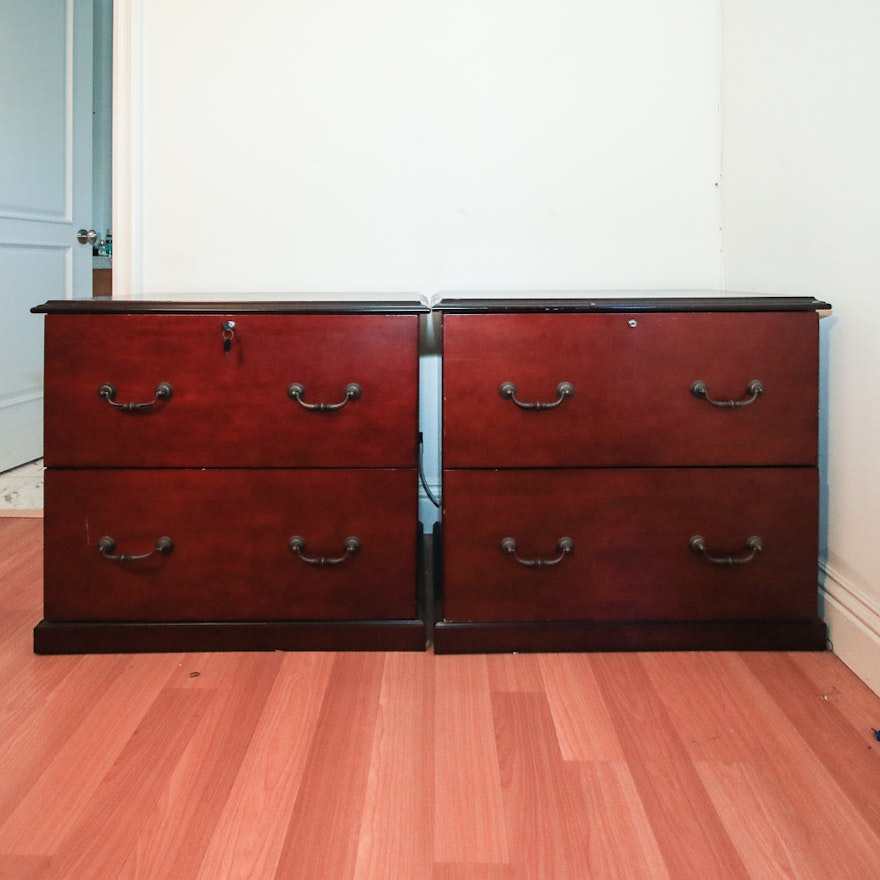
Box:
xmin=34 ymin=688 xmax=216 ymax=880
xmin=273 ymin=653 xmax=385 ymax=879
xmin=194 ymin=652 xmax=335 ymax=880
xmin=0 ymin=854 xmax=52 ymax=880
xmin=576 ymin=761 xmax=670 ymax=880
xmin=741 ymin=652 xmax=880 ymax=835
xmin=434 ymin=655 xmax=509 ymax=865
xmin=698 ymin=756 xmax=880 ymax=879
xmin=433 ymin=865 xmax=513 ymax=880
xmin=354 ymin=652 xmax=434 ymax=880
xmin=0 ymin=653 xmax=182 ymax=855
xmin=591 ymin=653 xmax=751 ymax=879
xmin=640 ymin=651 xmax=778 ymax=764
xmin=117 ymin=652 xmax=285 ymax=879
xmin=485 ymin=652 xmax=545 ymax=693
xmin=491 ymin=691 xmax=588 ymax=879
xmin=538 ymin=653 xmax=625 ymax=762
xmin=790 ymin=649 xmax=880 ymax=741
xmin=0 ymin=654 xmax=151 ymax=829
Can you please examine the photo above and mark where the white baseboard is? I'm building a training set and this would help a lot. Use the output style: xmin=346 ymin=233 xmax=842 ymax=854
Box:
xmin=819 ymin=558 xmax=880 ymax=697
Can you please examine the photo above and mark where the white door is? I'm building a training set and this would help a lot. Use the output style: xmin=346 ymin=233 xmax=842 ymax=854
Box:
xmin=0 ymin=0 xmax=93 ymax=471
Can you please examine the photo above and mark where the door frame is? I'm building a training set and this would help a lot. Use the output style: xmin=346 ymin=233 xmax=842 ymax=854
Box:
xmin=111 ymin=0 xmax=142 ymax=299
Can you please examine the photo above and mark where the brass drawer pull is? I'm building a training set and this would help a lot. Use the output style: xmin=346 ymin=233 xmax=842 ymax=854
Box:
xmin=689 ymin=534 xmax=763 ymax=566
xmin=500 ymin=536 xmax=574 ymax=568
xmin=97 ymin=535 xmax=174 ymax=562
xmin=499 ymin=381 xmax=574 ymax=411
xmin=690 ymin=379 xmax=764 ymax=408
xmin=287 ymin=382 xmax=361 ymax=411
xmin=288 ymin=535 xmax=361 ymax=566
xmin=98 ymin=382 xmax=174 ymax=411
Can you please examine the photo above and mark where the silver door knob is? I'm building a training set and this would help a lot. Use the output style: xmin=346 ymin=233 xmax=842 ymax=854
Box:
xmin=76 ymin=228 xmax=98 ymax=245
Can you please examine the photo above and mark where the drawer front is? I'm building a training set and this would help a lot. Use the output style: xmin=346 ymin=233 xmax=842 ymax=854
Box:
xmin=443 ymin=311 xmax=819 ymax=467
xmin=442 ymin=468 xmax=818 ymax=622
xmin=43 ymin=468 xmax=417 ymax=621
xmin=43 ymin=313 xmax=419 ymax=467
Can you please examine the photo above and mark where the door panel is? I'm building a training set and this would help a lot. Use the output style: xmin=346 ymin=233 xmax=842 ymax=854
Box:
xmin=0 ymin=0 xmax=92 ymax=470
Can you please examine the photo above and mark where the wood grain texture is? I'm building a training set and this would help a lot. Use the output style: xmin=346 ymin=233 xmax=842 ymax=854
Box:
xmin=273 ymin=652 xmax=385 ymax=879
xmin=353 ymin=652 xmax=434 ymax=880
xmin=434 ymin=655 xmax=509 ymax=864
xmin=590 ymin=653 xmax=752 ymax=880
xmin=116 ymin=653 xmax=286 ymax=879
xmin=576 ymin=761 xmax=670 ymax=880
xmin=538 ymin=653 xmax=624 ymax=762
xmin=491 ymin=691 xmax=587 ymax=879
xmin=41 ymin=688 xmax=216 ymax=880
xmin=441 ymin=310 xmax=819 ymax=468
xmin=3 ymin=518 xmax=880 ymax=879
xmin=194 ymin=652 xmax=335 ymax=880
xmin=43 ymin=468 xmax=417 ymax=623
xmin=0 ymin=653 xmax=182 ymax=855
xmin=741 ymin=652 xmax=880 ymax=833
xmin=790 ymin=649 xmax=880 ymax=737
xmin=43 ymin=313 xmax=419 ymax=469
xmin=441 ymin=467 xmax=819 ymax=623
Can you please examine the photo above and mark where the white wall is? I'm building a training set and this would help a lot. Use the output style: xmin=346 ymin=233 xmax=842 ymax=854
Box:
xmin=721 ymin=1 xmax=880 ymax=690
xmin=133 ymin=0 xmax=722 ymax=298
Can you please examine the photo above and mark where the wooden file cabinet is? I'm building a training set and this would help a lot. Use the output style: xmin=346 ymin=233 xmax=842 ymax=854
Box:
xmin=435 ymin=295 xmax=830 ymax=653
xmin=32 ymin=299 xmax=428 ymax=653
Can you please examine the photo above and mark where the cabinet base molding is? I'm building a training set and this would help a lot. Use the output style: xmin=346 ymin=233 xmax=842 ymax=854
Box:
xmin=432 ymin=618 xmax=827 ymax=654
xmin=33 ymin=619 xmax=428 ymax=655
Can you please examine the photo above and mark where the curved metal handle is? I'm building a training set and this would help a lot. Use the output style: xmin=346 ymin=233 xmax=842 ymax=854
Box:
xmin=690 ymin=379 xmax=764 ymax=408
xmin=97 ymin=535 xmax=174 ymax=562
xmin=499 ymin=381 xmax=574 ymax=411
xmin=500 ymin=536 xmax=574 ymax=568
xmin=98 ymin=382 xmax=174 ymax=411
xmin=288 ymin=535 xmax=361 ymax=566
xmin=689 ymin=534 xmax=763 ymax=566
xmin=287 ymin=382 xmax=361 ymax=411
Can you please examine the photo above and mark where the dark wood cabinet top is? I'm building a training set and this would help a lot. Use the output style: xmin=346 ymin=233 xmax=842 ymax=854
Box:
xmin=32 ymin=293 xmax=830 ymax=315
xmin=434 ymin=293 xmax=831 ymax=313
xmin=32 ymin=298 xmax=430 ymax=315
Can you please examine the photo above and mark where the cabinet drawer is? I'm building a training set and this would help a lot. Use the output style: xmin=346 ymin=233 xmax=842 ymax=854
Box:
xmin=442 ymin=468 xmax=818 ymax=623
xmin=443 ymin=311 xmax=819 ymax=467
xmin=43 ymin=313 xmax=419 ymax=467
xmin=43 ymin=468 xmax=417 ymax=621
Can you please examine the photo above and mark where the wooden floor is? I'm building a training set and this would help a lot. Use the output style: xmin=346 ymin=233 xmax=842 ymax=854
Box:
xmin=2 ymin=517 xmax=880 ymax=879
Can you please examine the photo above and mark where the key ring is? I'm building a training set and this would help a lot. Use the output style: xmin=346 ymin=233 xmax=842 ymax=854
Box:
xmin=221 ymin=320 xmax=236 ymax=355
